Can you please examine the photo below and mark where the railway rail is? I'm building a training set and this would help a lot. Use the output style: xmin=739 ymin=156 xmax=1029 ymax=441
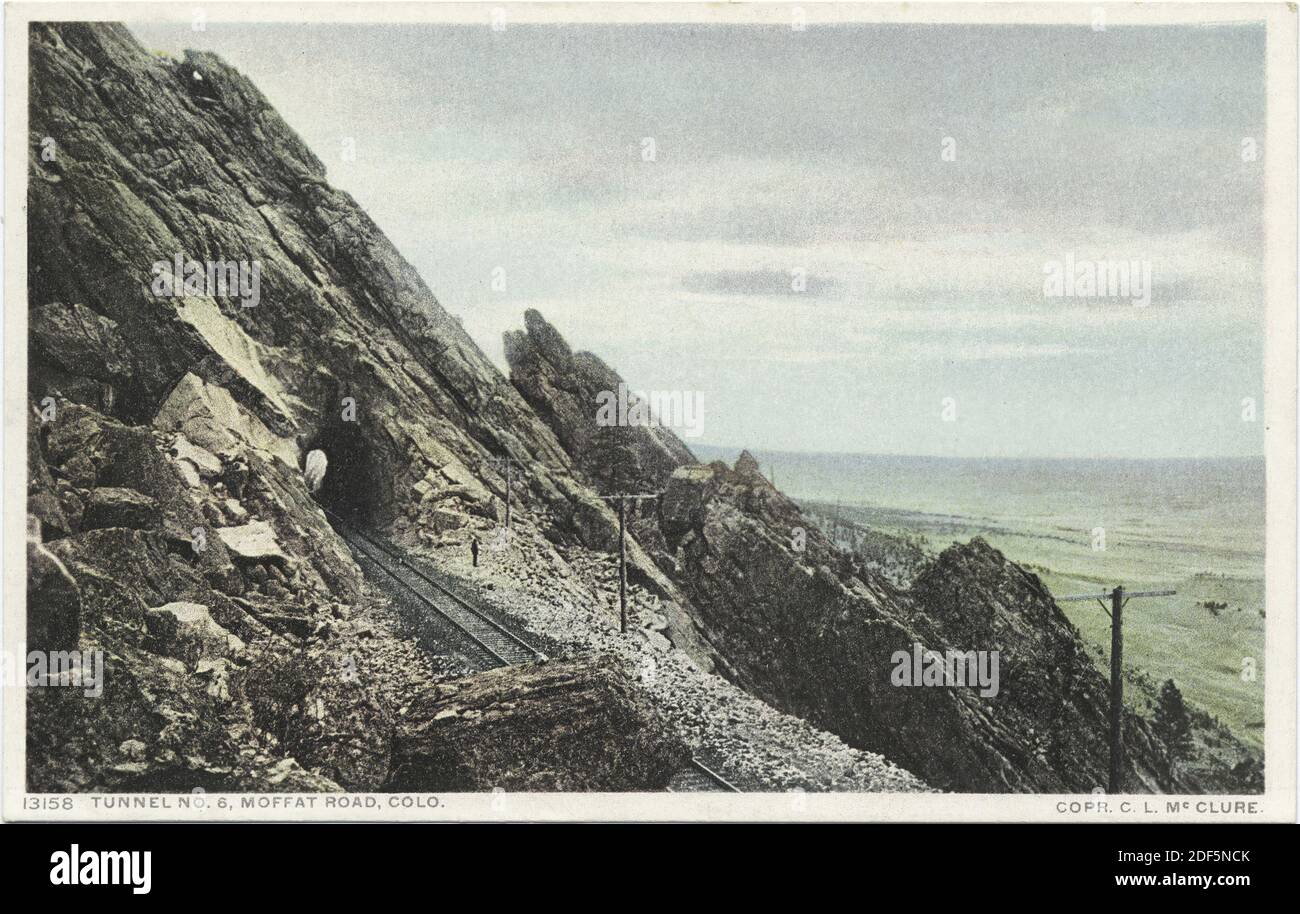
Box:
xmin=326 ymin=507 xmax=543 ymax=668
xmin=323 ymin=507 xmax=740 ymax=792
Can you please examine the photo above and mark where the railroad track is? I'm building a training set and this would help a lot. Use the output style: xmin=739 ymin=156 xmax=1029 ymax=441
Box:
xmin=324 ymin=507 xmax=739 ymax=793
xmin=669 ymin=757 xmax=741 ymax=793
xmin=324 ymin=508 xmax=544 ymax=669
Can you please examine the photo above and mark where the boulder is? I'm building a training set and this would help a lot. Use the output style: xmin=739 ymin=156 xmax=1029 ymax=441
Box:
xmin=44 ymin=409 xmax=109 ymax=482
xmin=171 ymin=435 xmax=223 ymax=478
xmin=423 ymin=507 xmax=469 ymax=534
xmin=41 ymin=404 xmax=219 ymax=558
xmin=30 ymin=302 xmax=132 ymax=381
xmin=216 ymin=521 xmax=288 ymax=564
xmin=173 ymin=459 xmax=201 ymax=488
xmin=118 ymin=739 xmax=148 ymax=761
xmin=29 ymin=302 xmax=132 ymax=412
xmin=145 ymin=602 xmax=245 ymax=664
xmin=82 ymin=486 xmax=159 ymax=530
xmin=386 ymin=656 xmax=690 ymax=791
xmin=154 ymin=373 xmax=297 ymax=468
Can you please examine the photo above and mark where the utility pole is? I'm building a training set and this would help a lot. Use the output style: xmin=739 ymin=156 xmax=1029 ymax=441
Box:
xmin=483 ymin=455 xmax=528 ymax=531
xmin=1058 ymin=585 xmax=1176 ymax=793
xmin=599 ymin=492 xmax=659 ymax=633
xmin=618 ymin=497 xmax=626 ymax=633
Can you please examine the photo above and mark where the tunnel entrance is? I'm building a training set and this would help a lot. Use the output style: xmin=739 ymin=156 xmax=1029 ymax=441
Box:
xmin=305 ymin=420 xmax=388 ymax=527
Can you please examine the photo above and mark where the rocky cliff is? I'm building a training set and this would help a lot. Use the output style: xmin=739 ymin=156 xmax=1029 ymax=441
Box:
xmin=29 ymin=23 xmax=613 ymax=545
xmin=24 ymin=22 xmax=695 ymax=792
xmin=504 ymin=309 xmax=696 ymax=494
xmin=505 ymin=312 xmax=1262 ymax=793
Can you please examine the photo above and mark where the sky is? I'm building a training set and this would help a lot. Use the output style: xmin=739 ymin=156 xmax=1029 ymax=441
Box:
xmin=130 ymin=21 xmax=1267 ymax=459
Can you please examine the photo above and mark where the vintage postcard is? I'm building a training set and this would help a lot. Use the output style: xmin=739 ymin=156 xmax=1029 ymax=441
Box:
xmin=3 ymin=1 xmax=1296 ymax=823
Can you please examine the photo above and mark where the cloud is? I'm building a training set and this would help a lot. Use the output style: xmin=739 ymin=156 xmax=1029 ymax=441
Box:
xmin=681 ymin=269 xmax=838 ymax=298
xmin=125 ymin=20 xmax=1268 ymax=457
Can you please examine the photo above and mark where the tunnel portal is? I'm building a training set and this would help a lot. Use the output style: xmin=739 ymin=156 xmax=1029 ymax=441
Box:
xmin=305 ymin=420 xmax=388 ymax=526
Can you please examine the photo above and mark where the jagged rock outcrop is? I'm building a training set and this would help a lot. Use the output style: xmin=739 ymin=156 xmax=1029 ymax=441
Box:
xmin=386 ymin=656 xmax=690 ymax=791
xmin=27 ymin=22 xmax=627 ymax=554
xmin=509 ymin=319 xmax=1262 ymax=794
xmin=658 ymin=459 xmax=1037 ymax=791
xmin=24 ymin=22 xmax=697 ymax=792
xmin=505 ymin=309 xmax=696 ymax=493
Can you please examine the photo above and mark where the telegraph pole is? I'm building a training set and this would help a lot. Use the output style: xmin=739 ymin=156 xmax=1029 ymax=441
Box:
xmin=617 ymin=497 xmax=626 ymax=632
xmin=1109 ymin=586 xmax=1123 ymax=791
xmin=599 ymin=492 xmax=659 ymax=633
xmin=483 ymin=455 xmax=528 ymax=531
xmin=1058 ymin=585 xmax=1176 ymax=793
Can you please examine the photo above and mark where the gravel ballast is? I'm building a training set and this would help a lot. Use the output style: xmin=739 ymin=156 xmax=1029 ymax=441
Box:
xmin=388 ymin=518 xmax=929 ymax=793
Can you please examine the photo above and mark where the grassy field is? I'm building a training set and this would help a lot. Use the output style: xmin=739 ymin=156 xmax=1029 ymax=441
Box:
xmin=836 ymin=503 xmax=1265 ymax=750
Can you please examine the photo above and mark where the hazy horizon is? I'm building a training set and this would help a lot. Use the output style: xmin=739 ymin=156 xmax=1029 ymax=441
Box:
xmin=131 ymin=21 xmax=1267 ymax=461
xmin=692 ymin=443 xmax=1267 ymax=463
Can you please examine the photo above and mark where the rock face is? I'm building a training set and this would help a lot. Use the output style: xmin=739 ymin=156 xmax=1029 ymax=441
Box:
xmin=504 ymin=309 xmax=697 ymax=493
xmin=28 ymin=15 xmax=713 ymax=658
xmin=145 ymin=602 xmax=246 ymax=665
xmin=24 ymin=22 xmax=693 ymax=793
xmin=28 ymin=22 xmax=599 ymax=546
xmin=387 ymin=657 xmax=690 ymax=791
xmin=29 ymin=301 xmax=134 ymax=415
xmin=508 ymin=323 xmax=1262 ymax=794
